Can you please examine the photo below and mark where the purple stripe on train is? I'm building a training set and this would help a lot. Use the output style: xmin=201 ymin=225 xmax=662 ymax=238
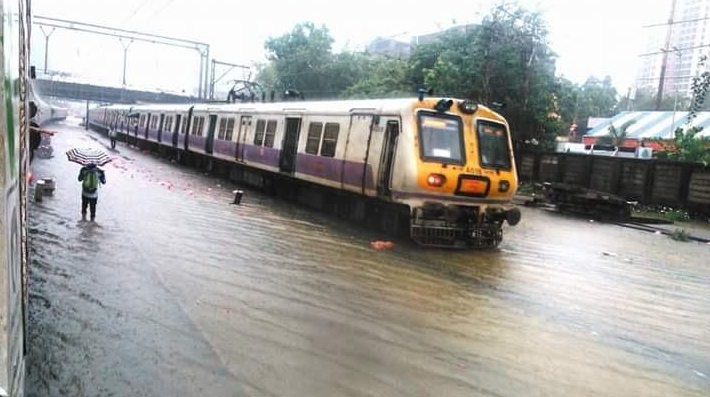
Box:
xmin=213 ymin=140 xmax=236 ymax=158
xmin=296 ymin=154 xmax=375 ymax=189
xmin=243 ymin=144 xmax=280 ymax=167
xmin=189 ymin=135 xmax=207 ymax=152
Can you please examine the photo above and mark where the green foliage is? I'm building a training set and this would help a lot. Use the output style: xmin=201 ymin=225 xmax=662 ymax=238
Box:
xmin=596 ymin=120 xmax=635 ymax=146
xmin=663 ymin=208 xmax=690 ymax=222
xmin=255 ymin=5 xmax=623 ymax=148
xmin=665 ymin=55 xmax=710 ymax=165
xmin=668 ymin=126 xmax=710 ymax=165
xmin=670 ymin=228 xmax=690 ymax=242
xmin=341 ymin=57 xmax=412 ymax=98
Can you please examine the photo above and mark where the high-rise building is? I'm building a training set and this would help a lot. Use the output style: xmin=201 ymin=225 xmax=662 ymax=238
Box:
xmin=637 ymin=0 xmax=710 ymax=99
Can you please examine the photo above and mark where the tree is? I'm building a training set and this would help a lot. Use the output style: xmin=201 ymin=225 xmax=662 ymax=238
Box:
xmin=616 ymin=87 xmax=688 ymax=112
xmin=262 ymin=22 xmax=336 ymax=97
xmin=341 ymin=57 xmax=411 ymax=98
xmin=666 ymin=55 xmax=710 ymax=165
xmin=596 ymin=120 xmax=635 ymax=146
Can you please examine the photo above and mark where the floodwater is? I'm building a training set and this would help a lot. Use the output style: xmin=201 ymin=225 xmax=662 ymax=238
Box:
xmin=27 ymin=120 xmax=710 ymax=397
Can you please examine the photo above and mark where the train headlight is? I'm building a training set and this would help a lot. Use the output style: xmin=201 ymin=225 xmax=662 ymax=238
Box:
xmin=427 ymin=173 xmax=447 ymax=187
xmin=458 ymin=100 xmax=478 ymax=114
xmin=499 ymin=180 xmax=510 ymax=192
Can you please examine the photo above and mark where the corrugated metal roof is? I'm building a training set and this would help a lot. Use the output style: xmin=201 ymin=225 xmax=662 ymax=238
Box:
xmin=586 ymin=111 xmax=710 ymax=139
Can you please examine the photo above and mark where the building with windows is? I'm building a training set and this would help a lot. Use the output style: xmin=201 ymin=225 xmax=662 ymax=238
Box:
xmin=637 ymin=0 xmax=710 ymax=99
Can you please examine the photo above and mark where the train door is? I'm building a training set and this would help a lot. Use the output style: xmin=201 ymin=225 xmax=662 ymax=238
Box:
xmin=279 ymin=117 xmax=301 ymax=173
xmin=134 ymin=114 xmax=140 ymax=141
xmin=235 ymin=115 xmax=251 ymax=162
xmin=172 ymin=114 xmax=181 ymax=147
xmin=362 ymin=116 xmax=385 ymax=196
xmin=377 ymin=120 xmax=400 ymax=197
xmin=205 ymin=114 xmax=217 ymax=154
xmin=342 ymin=114 xmax=374 ymax=193
xmin=158 ymin=114 xmax=165 ymax=143
xmin=184 ymin=107 xmax=194 ymax=151
xmin=145 ymin=113 xmax=151 ymax=139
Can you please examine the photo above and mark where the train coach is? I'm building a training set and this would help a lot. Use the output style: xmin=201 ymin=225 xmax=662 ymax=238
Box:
xmin=89 ymin=96 xmax=522 ymax=248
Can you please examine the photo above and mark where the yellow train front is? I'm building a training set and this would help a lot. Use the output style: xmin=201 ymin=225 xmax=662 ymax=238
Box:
xmin=392 ymin=97 xmax=521 ymax=248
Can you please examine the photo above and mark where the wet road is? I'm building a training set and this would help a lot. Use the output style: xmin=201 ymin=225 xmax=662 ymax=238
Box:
xmin=27 ymin=121 xmax=710 ymax=397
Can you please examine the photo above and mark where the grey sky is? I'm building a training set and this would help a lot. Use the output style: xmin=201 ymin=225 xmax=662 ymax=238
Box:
xmin=32 ymin=0 xmax=668 ymax=96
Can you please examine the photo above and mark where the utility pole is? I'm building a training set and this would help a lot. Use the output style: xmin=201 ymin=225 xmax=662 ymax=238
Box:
xmin=656 ymin=0 xmax=678 ymax=110
xmin=40 ymin=26 xmax=55 ymax=74
xmin=119 ymin=38 xmax=133 ymax=87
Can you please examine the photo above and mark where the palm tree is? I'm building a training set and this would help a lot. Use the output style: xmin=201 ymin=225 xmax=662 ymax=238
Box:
xmin=597 ymin=120 xmax=635 ymax=146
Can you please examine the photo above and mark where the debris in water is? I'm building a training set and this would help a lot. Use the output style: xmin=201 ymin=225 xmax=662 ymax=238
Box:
xmin=694 ymin=370 xmax=706 ymax=378
xmin=370 ymin=241 xmax=394 ymax=250
xmin=602 ymin=252 xmax=617 ymax=257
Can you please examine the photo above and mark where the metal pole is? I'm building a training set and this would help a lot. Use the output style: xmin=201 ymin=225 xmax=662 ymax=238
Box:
xmin=203 ymin=45 xmax=210 ymax=99
xmin=120 ymin=39 xmax=133 ymax=87
xmin=85 ymin=100 xmax=90 ymax=130
xmin=210 ymin=59 xmax=216 ymax=100
xmin=656 ymin=0 xmax=678 ymax=110
xmin=198 ymin=49 xmax=204 ymax=99
xmin=40 ymin=26 xmax=55 ymax=74
xmin=671 ymin=49 xmax=682 ymax=136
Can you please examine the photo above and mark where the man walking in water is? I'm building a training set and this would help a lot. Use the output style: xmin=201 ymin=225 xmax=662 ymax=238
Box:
xmin=78 ymin=163 xmax=106 ymax=221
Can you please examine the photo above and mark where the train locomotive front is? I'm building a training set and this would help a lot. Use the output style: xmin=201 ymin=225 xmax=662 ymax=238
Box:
xmin=392 ymin=98 xmax=521 ymax=249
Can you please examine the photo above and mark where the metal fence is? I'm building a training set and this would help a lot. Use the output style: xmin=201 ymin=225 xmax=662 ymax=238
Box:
xmin=515 ymin=151 xmax=710 ymax=212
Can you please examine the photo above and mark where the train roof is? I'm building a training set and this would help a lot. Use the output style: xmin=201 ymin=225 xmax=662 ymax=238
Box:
xmin=103 ymin=97 xmax=503 ymax=119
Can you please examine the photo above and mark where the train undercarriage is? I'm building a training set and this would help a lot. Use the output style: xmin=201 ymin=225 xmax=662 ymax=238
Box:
xmin=410 ymin=203 xmax=521 ymax=249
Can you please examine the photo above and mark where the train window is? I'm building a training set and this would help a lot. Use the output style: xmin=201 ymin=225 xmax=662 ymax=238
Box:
xmin=320 ymin=123 xmax=339 ymax=157
xmin=181 ymin=115 xmax=188 ymax=134
xmin=264 ymin=120 xmax=277 ymax=148
xmin=139 ymin=115 xmax=146 ymax=127
xmin=306 ymin=122 xmax=323 ymax=154
xmin=192 ymin=116 xmax=205 ymax=136
xmin=151 ymin=115 xmax=159 ymax=129
xmin=418 ymin=113 xmax=465 ymax=165
xmin=218 ymin=118 xmax=228 ymax=140
xmin=225 ymin=118 xmax=236 ymax=141
xmin=477 ymin=121 xmax=511 ymax=170
xmin=197 ymin=116 xmax=205 ymax=136
xmin=254 ymin=119 xmax=266 ymax=145
xmin=165 ymin=116 xmax=172 ymax=132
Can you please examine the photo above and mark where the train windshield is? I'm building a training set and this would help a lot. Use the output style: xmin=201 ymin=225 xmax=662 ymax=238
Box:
xmin=477 ymin=121 xmax=511 ymax=170
xmin=418 ymin=113 xmax=465 ymax=165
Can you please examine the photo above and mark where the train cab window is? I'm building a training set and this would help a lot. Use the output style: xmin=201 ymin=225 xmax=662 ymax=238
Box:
xmin=477 ymin=121 xmax=511 ymax=170
xmin=225 ymin=118 xmax=236 ymax=141
xmin=305 ymin=122 xmax=323 ymax=154
xmin=320 ymin=123 xmax=339 ymax=157
xmin=418 ymin=113 xmax=464 ymax=165
xmin=254 ymin=119 xmax=266 ymax=145
xmin=264 ymin=120 xmax=277 ymax=148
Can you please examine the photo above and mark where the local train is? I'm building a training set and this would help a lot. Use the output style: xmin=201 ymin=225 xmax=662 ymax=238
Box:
xmin=88 ymin=96 xmax=521 ymax=248
xmin=1 ymin=0 xmax=31 ymax=396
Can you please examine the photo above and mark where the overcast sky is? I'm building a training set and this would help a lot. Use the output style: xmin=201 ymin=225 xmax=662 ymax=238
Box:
xmin=32 ymin=0 xmax=669 ymax=96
